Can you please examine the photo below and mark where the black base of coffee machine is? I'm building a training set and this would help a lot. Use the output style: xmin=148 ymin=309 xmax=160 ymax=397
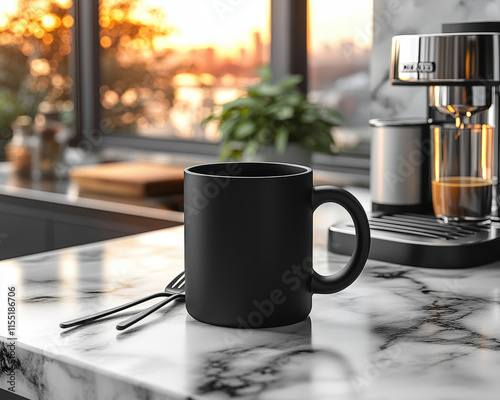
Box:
xmin=328 ymin=213 xmax=500 ymax=268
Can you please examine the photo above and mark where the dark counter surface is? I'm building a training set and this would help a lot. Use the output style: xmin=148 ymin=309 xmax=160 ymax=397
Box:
xmin=0 ymin=162 xmax=184 ymax=223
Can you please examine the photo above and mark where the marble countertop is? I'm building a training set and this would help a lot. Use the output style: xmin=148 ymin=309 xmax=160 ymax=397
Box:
xmin=1 ymin=195 xmax=500 ymax=399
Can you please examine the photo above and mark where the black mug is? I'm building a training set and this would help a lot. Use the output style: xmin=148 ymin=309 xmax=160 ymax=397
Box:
xmin=184 ymin=162 xmax=370 ymax=328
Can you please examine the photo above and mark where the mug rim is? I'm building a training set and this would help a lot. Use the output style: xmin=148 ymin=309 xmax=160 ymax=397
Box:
xmin=185 ymin=161 xmax=312 ymax=179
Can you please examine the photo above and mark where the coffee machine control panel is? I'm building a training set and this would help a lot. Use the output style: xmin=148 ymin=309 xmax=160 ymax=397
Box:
xmin=391 ymin=33 xmax=500 ymax=85
xmin=399 ymin=61 xmax=435 ymax=73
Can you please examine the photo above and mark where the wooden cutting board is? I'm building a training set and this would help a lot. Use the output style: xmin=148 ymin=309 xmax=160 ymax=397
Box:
xmin=69 ymin=161 xmax=185 ymax=198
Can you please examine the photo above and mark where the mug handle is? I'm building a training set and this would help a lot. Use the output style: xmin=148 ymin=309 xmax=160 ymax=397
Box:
xmin=311 ymin=186 xmax=371 ymax=294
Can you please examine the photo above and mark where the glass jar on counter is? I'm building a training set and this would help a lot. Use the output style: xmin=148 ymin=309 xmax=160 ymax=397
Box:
xmin=5 ymin=115 xmax=33 ymax=176
xmin=31 ymin=112 xmax=67 ymax=180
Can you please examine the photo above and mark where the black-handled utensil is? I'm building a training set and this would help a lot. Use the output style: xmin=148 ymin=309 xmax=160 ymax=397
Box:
xmin=116 ymin=293 xmax=184 ymax=330
xmin=116 ymin=273 xmax=185 ymax=330
xmin=60 ymin=271 xmax=185 ymax=329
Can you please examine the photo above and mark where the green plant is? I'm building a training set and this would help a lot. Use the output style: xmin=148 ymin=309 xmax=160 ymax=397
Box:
xmin=204 ymin=66 xmax=343 ymax=161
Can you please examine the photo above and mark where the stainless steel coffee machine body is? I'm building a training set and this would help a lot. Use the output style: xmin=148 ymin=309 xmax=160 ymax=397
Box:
xmin=390 ymin=31 xmax=500 ymax=211
xmin=330 ymin=23 xmax=500 ymax=268
xmin=371 ymin=32 xmax=500 ymax=213
xmin=370 ymin=118 xmax=431 ymax=213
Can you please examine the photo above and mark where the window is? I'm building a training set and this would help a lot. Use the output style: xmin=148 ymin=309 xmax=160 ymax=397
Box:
xmin=0 ymin=0 xmax=74 ymax=159
xmin=1 ymin=1 xmax=372 ymax=179
xmin=98 ymin=0 xmax=270 ymax=142
xmin=308 ymin=0 xmax=372 ymax=155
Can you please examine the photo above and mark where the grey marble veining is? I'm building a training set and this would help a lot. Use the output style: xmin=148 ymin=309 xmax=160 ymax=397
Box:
xmin=0 ymin=204 xmax=500 ymax=400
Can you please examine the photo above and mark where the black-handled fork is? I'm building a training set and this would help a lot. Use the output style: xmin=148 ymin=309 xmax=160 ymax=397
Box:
xmin=60 ymin=271 xmax=185 ymax=329
xmin=116 ymin=273 xmax=185 ymax=330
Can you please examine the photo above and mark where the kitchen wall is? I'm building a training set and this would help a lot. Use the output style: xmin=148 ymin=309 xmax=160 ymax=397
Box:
xmin=370 ymin=0 xmax=500 ymax=119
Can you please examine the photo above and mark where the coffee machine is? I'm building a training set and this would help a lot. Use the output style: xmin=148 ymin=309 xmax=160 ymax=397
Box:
xmin=329 ymin=21 xmax=500 ymax=268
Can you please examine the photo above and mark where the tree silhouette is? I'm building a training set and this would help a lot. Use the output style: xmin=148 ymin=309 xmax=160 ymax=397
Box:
xmin=0 ymin=0 xmax=74 ymax=147
xmin=0 ymin=0 xmax=179 ymax=142
xmin=99 ymin=0 xmax=178 ymax=132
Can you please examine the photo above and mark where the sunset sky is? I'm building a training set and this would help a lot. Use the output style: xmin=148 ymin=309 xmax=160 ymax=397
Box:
xmin=144 ymin=0 xmax=372 ymax=55
xmin=0 ymin=0 xmax=372 ymax=56
xmin=144 ymin=0 xmax=270 ymax=55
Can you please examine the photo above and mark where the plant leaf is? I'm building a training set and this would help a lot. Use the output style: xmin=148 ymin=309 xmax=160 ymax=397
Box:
xmin=324 ymin=108 xmax=344 ymax=120
xmin=251 ymin=83 xmax=282 ymax=97
xmin=219 ymin=142 xmax=233 ymax=161
xmin=257 ymin=127 xmax=272 ymax=143
xmin=300 ymin=109 xmax=317 ymax=124
xmin=274 ymin=105 xmax=294 ymax=121
xmin=319 ymin=108 xmax=343 ymax=125
xmin=222 ymin=97 xmax=261 ymax=111
xmin=219 ymin=117 xmax=238 ymax=140
xmin=244 ymin=140 xmax=261 ymax=158
xmin=277 ymin=74 xmax=303 ymax=92
xmin=274 ymin=126 xmax=289 ymax=155
xmin=257 ymin=65 xmax=272 ymax=83
xmin=234 ymin=121 xmax=255 ymax=139
xmin=284 ymin=92 xmax=303 ymax=107
xmin=201 ymin=114 xmax=214 ymax=126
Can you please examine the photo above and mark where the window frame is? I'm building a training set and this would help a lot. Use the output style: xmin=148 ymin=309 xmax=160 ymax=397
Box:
xmin=72 ymin=0 xmax=369 ymax=182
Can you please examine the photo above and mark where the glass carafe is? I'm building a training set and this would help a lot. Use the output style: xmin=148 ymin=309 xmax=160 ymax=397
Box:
xmin=431 ymin=123 xmax=494 ymax=223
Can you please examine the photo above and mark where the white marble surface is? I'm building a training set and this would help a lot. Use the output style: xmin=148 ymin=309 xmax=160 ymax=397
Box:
xmin=1 ymin=203 xmax=500 ymax=399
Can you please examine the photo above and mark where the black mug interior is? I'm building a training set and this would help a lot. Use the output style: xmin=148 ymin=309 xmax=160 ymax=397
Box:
xmin=186 ymin=162 xmax=311 ymax=178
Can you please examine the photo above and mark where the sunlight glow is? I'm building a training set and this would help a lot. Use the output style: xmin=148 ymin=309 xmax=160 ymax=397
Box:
xmin=134 ymin=0 xmax=270 ymax=57
xmin=41 ymin=13 xmax=61 ymax=31
xmin=0 ymin=0 xmax=18 ymax=17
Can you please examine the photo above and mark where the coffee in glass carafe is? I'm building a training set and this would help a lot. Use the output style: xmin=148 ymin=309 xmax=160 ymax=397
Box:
xmin=431 ymin=123 xmax=494 ymax=223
